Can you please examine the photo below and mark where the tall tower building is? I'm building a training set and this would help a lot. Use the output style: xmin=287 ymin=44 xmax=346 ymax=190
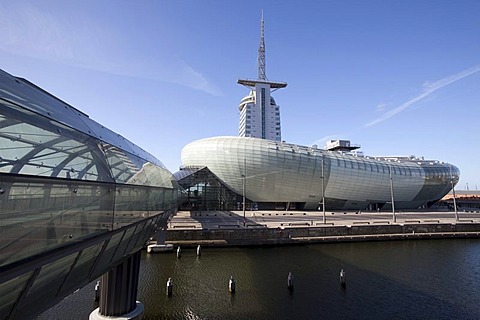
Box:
xmin=237 ymin=13 xmax=287 ymax=141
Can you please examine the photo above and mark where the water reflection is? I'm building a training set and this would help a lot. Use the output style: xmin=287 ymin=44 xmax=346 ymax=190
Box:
xmin=37 ymin=239 xmax=480 ymax=320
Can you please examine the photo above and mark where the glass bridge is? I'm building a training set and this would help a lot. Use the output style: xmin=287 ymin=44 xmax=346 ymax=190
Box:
xmin=0 ymin=69 xmax=180 ymax=320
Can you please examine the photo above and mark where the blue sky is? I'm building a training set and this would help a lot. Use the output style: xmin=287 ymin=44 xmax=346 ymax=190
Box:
xmin=1 ymin=0 xmax=479 ymax=190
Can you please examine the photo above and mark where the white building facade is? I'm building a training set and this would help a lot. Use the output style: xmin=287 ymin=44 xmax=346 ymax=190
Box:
xmin=238 ymin=83 xmax=282 ymax=141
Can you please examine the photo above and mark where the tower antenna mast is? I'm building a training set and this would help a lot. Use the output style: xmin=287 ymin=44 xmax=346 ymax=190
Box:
xmin=258 ymin=11 xmax=266 ymax=80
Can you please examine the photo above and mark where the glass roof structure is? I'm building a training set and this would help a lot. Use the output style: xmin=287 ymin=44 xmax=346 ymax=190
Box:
xmin=0 ymin=69 xmax=180 ymax=319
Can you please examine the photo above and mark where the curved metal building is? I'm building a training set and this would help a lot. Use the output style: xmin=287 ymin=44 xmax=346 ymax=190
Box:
xmin=181 ymin=136 xmax=459 ymax=210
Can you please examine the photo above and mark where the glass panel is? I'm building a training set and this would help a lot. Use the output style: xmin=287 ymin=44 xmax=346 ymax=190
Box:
xmin=61 ymin=242 xmax=104 ymax=292
xmin=0 ymin=72 xmax=94 ymax=135
xmin=0 ymin=105 xmax=113 ymax=182
xmin=101 ymin=141 xmax=175 ymax=188
xmin=110 ymin=227 xmax=136 ymax=263
xmin=0 ymin=272 xmax=32 ymax=320
xmin=17 ymin=253 xmax=79 ymax=318
xmin=126 ymin=220 xmax=148 ymax=254
xmin=90 ymin=232 xmax=125 ymax=279
xmin=0 ymin=176 xmax=113 ymax=267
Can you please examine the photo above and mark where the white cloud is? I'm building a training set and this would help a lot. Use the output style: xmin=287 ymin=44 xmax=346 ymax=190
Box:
xmin=0 ymin=3 xmax=75 ymax=60
xmin=376 ymin=103 xmax=387 ymax=112
xmin=364 ymin=64 xmax=480 ymax=127
xmin=176 ymin=62 xmax=223 ymax=96
xmin=0 ymin=3 xmax=222 ymax=96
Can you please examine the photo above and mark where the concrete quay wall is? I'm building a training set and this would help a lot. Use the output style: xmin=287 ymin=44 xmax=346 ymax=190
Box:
xmin=165 ymin=223 xmax=480 ymax=247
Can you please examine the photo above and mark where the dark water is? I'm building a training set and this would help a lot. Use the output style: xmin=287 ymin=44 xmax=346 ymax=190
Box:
xmin=38 ymin=239 xmax=480 ymax=319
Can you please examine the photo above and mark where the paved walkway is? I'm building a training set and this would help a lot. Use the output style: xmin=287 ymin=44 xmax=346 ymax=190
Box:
xmin=168 ymin=210 xmax=480 ymax=230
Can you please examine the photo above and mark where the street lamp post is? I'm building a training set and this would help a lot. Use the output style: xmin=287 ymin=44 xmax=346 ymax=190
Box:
xmin=450 ymin=165 xmax=459 ymax=222
xmin=388 ymin=164 xmax=396 ymax=223
xmin=242 ymin=158 xmax=246 ymax=227
xmin=321 ymin=156 xmax=326 ymax=224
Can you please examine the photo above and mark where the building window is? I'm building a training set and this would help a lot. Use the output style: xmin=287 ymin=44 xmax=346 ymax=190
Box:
xmin=261 ymin=88 xmax=266 ymax=139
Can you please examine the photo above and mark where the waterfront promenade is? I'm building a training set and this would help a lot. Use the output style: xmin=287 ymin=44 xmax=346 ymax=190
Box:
xmin=165 ymin=210 xmax=480 ymax=246
xmin=169 ymin=210 xmax=480 ymax=229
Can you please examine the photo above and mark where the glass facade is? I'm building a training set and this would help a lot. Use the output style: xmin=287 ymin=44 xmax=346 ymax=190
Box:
xmin=0 ymin=69 xmax=179 ymax=319
xmin=175 ymin=166 xmax=243 ymax=211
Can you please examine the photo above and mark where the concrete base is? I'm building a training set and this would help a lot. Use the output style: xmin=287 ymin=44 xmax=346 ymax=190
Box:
xmin=89 ymin=302 xmax=144 ymax=320
xmin=167 ymin=221 xmax=480 ymax=246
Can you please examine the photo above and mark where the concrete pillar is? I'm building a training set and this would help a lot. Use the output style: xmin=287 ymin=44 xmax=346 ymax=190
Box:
xmin=90 ymin=251 xmax=144 ymax=320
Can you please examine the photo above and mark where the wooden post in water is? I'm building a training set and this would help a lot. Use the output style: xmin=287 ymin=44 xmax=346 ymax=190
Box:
xmin=340 ymin=269 xmax=346 ymax=288
xmin=197 ymin=245 xmax=201 ymax=257
xmin=166 ymin=278 xmax=173 ymax=297
xmin=229 ymin=276 xmax=236 ymax=293
xmin=287 ymin=272 xmax=294 ymax=291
